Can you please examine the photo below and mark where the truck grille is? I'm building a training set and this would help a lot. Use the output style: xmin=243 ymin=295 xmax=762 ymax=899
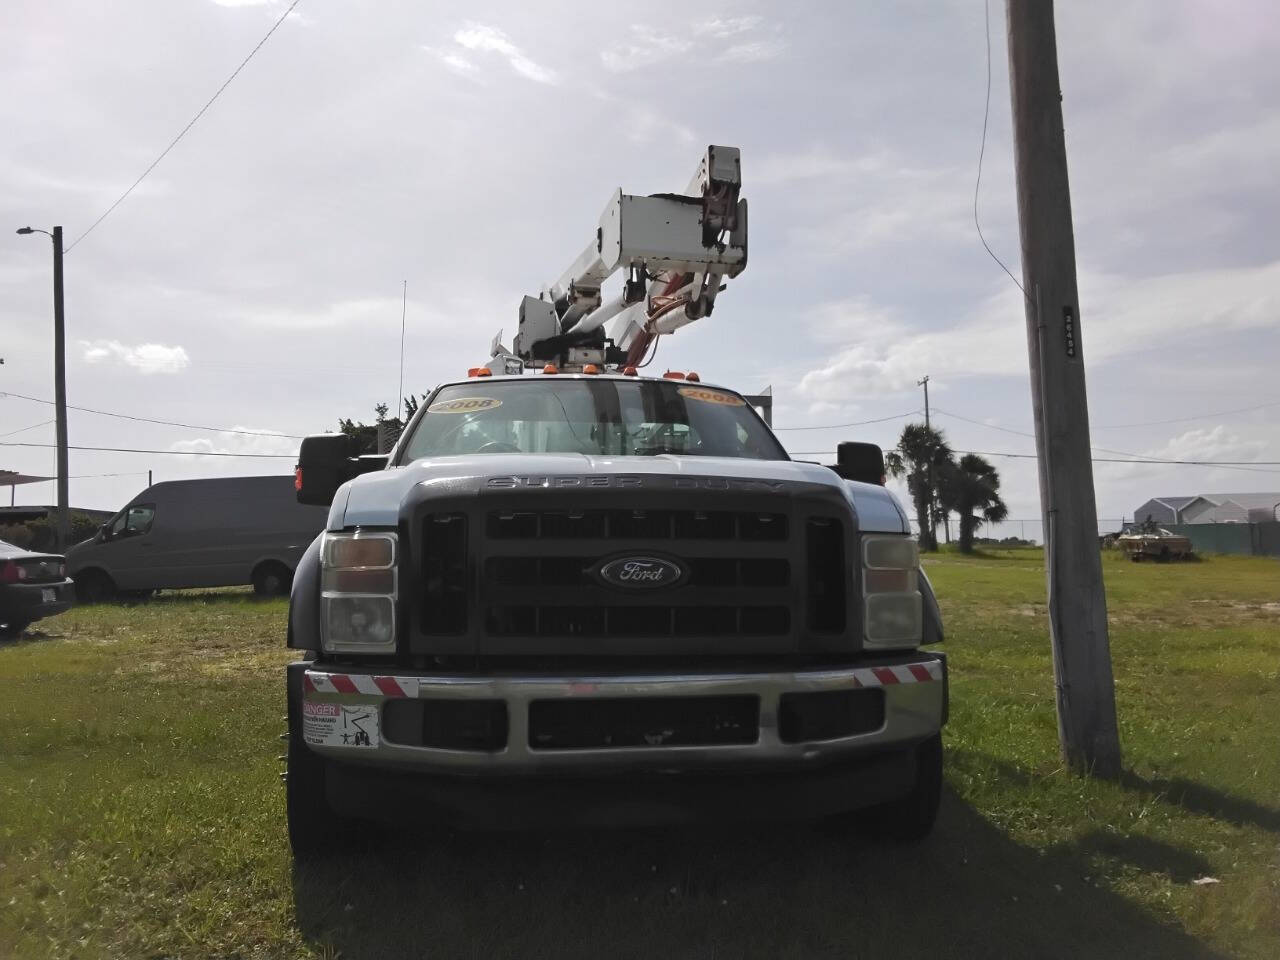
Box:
xmin=486 ymin=604 xmax=791 ymax=638
xmin=487 ymin=509 xmax=787 ymax=541
xmin=410 ymin=477 xmax=853 ymax=656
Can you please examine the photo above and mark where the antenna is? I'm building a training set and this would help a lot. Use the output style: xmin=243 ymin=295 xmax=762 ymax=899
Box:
xmin=398 ymin=280 xmax=407 ymax=418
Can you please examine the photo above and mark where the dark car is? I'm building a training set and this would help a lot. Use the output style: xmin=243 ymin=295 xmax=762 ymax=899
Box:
xmin=0 ymin=539 xmax=76 ymax=638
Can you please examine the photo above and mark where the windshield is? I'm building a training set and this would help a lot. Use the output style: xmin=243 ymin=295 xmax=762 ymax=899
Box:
xmin=399 ymin=379 xmax=787 ymax=461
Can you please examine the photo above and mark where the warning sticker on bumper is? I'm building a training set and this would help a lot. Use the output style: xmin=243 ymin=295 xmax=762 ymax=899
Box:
xmin=302 ymin=700 xmax=379 ymax=748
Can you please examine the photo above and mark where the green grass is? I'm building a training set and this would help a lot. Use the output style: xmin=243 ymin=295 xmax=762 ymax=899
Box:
xmin=1 ymin=552 xmax=1277 ymax=959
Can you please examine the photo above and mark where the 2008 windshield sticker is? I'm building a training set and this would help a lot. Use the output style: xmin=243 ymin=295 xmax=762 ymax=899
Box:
xmin=427 ymin=397 xmax=502 ymax=414
xmin=678 ymin=387 xmax=746 ymax=407
xmin=302 ymin=701 xmax=379 ymax=748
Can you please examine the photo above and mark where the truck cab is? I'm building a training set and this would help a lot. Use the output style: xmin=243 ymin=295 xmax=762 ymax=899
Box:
xmin=284 ymin=371 xmax=947 ymax=854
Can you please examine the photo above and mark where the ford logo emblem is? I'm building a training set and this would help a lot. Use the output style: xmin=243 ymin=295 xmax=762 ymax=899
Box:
xmin=597 ymin=555 xmax=685 ymax=590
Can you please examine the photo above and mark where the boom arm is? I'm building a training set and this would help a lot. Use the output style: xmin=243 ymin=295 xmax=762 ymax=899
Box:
xmin=497 ymin=146 xmax=748 ymax=372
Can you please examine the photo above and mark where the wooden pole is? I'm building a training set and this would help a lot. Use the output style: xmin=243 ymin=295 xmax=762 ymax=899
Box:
xmin=1005 ymin=0 xmax=1121 ymax=776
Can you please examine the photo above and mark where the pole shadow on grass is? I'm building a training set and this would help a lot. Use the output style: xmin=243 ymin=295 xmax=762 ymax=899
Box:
xmin=958 ymin=748 xmax=1280 ymax=837
xmin=291 ymin=788 xmax=1224 ymax=960
xmin=1119 ymin=771 xmax=1280 ymax=834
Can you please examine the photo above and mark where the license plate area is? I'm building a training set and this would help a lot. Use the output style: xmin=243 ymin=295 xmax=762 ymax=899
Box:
xmin=41 ymin=588 xmax=56 ymax=603
xmin=528 ymin=695 xmax=760 ymax=750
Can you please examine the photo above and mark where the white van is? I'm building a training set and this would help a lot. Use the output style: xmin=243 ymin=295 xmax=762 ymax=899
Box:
xmin=67 ymin=476 xmax=327 ymax=601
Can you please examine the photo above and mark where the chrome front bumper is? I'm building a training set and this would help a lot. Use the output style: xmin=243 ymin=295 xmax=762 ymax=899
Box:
xmin=294 ymin=656 xmax=946 ymax=775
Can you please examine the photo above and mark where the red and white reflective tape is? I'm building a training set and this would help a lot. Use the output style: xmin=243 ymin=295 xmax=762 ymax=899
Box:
xmin=851 ymin=661 xmax=943 ymax=687
xmin=304 ymin=670 xmax=417 ymax=698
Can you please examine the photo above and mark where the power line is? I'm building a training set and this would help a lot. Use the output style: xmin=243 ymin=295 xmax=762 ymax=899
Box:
xmin=928 ymin=407 xmax=1280 ymax=473
xmin=934 ymin=401 xmax=1280 ymax=435
xmin=786 ymin=447 xmax=1280 ymax=473
xmin=931 ymin=406 xmax=1035 ymax=439
xmin=771 ymin=411 xmax=919 ymax=432
xmin=0 ymin=419 xmax=54 ymax=439
xmin=2 ymin=391 xmax=303 ymax=439
xmin=974 ymin=0 xmax=1027 ymax=300
xmin=962 ymin=449 xmax=1280 ymax=468
xmin=1 ymin=442 xmax=294 ymax=459
xmin=4 ymin=439 xmax=1274 ymax=470
xmin=1094 ymin=399 xmax=1280 ymax=429
xmin=64 ymin=0 xmax=305 ymax=252
xmin=11 ymin=471 xmax=151 ymax=481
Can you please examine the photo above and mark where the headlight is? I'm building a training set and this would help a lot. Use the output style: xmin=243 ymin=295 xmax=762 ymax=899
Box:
xmin=321 ymin=530 xmax=397 ymax=653
xmin=862 ymin=534 xmax=922 ymax=649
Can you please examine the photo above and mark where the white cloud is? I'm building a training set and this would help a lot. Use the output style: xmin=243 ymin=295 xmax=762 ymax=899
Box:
xmin=717 ymin=40 xmax=786 ymax=64
xmin=695 ymin=17 xmax=763 ymax=39
xmin=80 ymin=340 xmax=190 ymax=374
xmin=230 ymin=297 xmax=415 ymax=331
xmin=168 ymin=428 xmax=297 ymax=461
xmin=601 ymin=26 xmax=693 ymax=73
xmin=795 ymin=257 xmax=1280 ymax=404
xmin=1083 ymin=260 xmax=1280 ymax=361
xmin=624 ymin=106 xmax=695 ymax=146
xmin=753 ymin=148 xmax=895 ymax=187
xmin=450 ymin=24 xmax=557 ymax=85
xmin=1145 ymin=426 xmax=1268 ymax=464
xmin=602 ymin=19 xmax=781 ymax=72
xmin=758 ymin=149 xmax=977 ymax=258
xmin=440 ymin=53 xmax=477 ymax=75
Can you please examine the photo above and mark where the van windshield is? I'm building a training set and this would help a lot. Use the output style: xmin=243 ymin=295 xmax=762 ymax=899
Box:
xmin=398 ymin=379 xmax=787 ymax=461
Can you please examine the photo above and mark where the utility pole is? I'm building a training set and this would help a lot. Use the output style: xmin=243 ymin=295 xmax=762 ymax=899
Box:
xmin=52 ymin=226 xmax=69 ymax=551
xmin=17 ymin=224 xmax=70 ymax=551
xmin=1005 ymin=0 xmax=1121 ymax=776
xmin=917 ymin=375 xmax=938 ymax=550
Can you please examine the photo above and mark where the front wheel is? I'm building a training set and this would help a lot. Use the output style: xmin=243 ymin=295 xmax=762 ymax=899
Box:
xmin=253 ymin=562 xmax=292 ymax=597
xmin=287 ymin=727 xmax=347 ymax=859
xmin=0 ymin=618 xmax=31 ymax=640
xmin=866 ymin=734 xmax=943 ymax=842
xmin=74 ymin=570 xmax=116 ymax=604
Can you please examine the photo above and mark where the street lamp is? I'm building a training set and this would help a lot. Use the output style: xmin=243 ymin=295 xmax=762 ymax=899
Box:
xmin=16 ymin=224 xmax=70 ymax=551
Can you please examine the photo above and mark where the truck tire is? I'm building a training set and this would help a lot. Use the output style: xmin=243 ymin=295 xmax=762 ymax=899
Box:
xmin=253 ymin=562 xmax=292 ymax=597
xmin=868 ymin=734 xmax=943 ymax=842
xmin=74 ymin=569 xmax=116 ymax=604
xmin=286 ymin=732 xmax=346 ymax=860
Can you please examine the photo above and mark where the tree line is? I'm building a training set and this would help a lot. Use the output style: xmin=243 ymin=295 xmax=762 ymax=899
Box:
xmin=885 ymin=423 xmax=1009 ymax=554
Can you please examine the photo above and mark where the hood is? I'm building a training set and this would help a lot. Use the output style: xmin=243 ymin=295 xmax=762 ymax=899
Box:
xmin=334 ymin=454 xmax=909 ymax=534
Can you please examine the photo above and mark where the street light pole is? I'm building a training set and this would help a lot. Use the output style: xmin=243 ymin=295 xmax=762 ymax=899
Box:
xmin=52 ymin=226 xmax=69 ymax=551
xmin=17 ymin=225 xmax=70 ymax=551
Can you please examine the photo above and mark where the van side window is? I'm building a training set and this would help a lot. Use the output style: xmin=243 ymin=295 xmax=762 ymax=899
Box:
xmin=111 ymin=504 xmax=155 ymax=539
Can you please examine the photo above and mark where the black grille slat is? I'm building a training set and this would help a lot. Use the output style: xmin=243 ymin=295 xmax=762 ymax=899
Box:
xmin=486 ymin=509 xmax=786 ymax=541
xmin=805 ymin=517 xmax=847 ymax=634
xmin=486 ymin=605 xmax=790 ymax=638
xmin=421 ymin=513 xmax=469 ymax=635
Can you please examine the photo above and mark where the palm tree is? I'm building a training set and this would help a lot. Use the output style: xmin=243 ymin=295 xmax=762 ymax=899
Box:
xmin=942 ymin=454 xmax=1009 ymax=554
xmin=885 ymin=423 xmax=952 ymax=551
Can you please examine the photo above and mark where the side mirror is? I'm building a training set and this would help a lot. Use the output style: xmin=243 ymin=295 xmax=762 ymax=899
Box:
xmin=832 ymin=441 xmax=886 ymax=485
xmin=295 ymin=435 xmax=389 ymax=506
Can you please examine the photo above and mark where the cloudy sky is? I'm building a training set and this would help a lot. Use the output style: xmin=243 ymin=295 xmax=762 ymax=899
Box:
xmin=3 ymin=0 xmax=1278 ymax=539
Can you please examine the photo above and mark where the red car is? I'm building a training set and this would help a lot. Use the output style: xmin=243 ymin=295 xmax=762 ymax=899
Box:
xmin=0 ymin=539 xmax=76 ymax=638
